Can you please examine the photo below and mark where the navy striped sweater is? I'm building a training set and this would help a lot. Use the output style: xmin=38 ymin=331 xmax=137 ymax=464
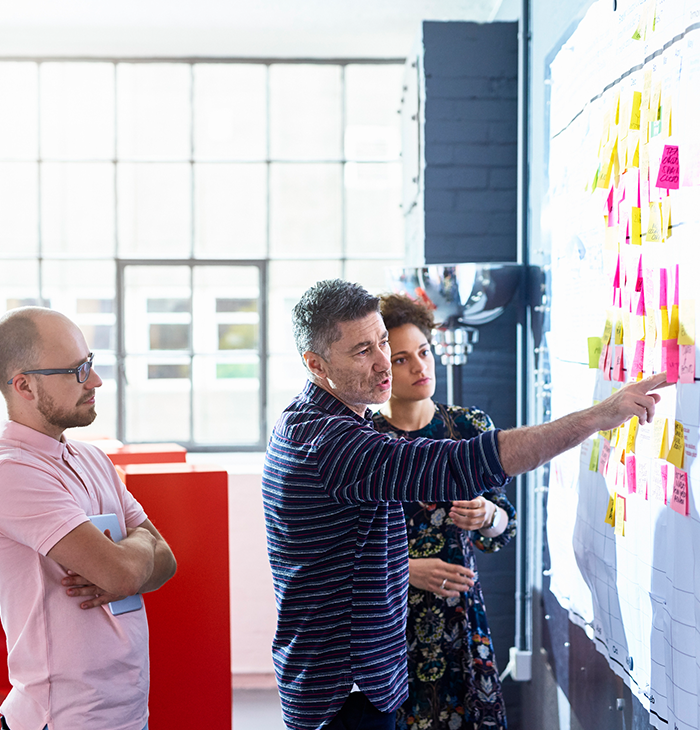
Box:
xmin=262 ymin=382 xmax=509 ymax=730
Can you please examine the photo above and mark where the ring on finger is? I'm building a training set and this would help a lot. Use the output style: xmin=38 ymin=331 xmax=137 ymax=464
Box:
xmin=440 ymin=578 xmax=447 ymax=589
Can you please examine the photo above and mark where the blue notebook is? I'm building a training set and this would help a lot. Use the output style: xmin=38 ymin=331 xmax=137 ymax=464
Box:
xmin=88 ymin=513 xmax=144 ymax=616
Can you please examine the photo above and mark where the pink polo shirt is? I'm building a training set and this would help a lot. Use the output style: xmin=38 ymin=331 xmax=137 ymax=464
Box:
xmin=0 ymin=420 xmax=150 ymax=730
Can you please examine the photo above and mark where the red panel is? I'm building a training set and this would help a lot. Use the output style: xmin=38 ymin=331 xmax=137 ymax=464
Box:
xmin=120 ymin=464 xmax=231 ymax=730
xmin=105 ymin=444 xmax=187 ymax=466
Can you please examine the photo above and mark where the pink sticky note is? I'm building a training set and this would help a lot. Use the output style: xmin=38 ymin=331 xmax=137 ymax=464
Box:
xmin=674 ymin=264 xmax=680 ymax=307
xmin=598 ymin=342 xmax=609 ymax=371
xmin=655 ymin=144 xmax=680 ymax=189
xmin=626 ymin=453 xmax=637 ymax=494
xmin=630 ymin=340 xmax=645 ymax=379
xmin=613 ymin=345 xmax=626 ymax=382
xmin=635 ymin=255 xmax=643 ymax=292
xmin=598 ymin=439 xmax=611 ymax=476
xmin=635 ymin=286 xmax=646 ymax=316
xmin=663 ymin=340 xmax=679 ymax=383
xmin=607 ymin=187 xmax=615 ymax=226
xmin=670 ymin=468 xmax=689 ymax=515
xmin=613 ymin=255 xmax=621 ymax=288
xmin=603 ymin=344 xmax=613 ymax=381
xmin=660 ymin=268 xmax=668 ymax=309
xmin=679 ymin=345 xmax=695 ymax=384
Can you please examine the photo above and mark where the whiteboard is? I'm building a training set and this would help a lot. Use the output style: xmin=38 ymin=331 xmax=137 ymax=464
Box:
xmin=546 ymin=2 xmax=700 ymax=729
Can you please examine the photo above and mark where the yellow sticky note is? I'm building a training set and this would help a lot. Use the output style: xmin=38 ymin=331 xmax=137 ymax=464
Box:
xmin=588 ymin=337 xmax=602 ymax=368
xmin=662 ymin=95 xmax=672 ymax=138
xmin=631 ymin=137 xmax=640 ymax=168
xmin=667 ymin=421 xmax=685 ymax=469
xmin=630 ymin=90 xmax=642 ymax=130
xmin=626 ymin=416 xmax=639 ymax=454
xmin=602 ymin=313 xmax=613 ymax=345
xmin=646 ymin=202 xmax=662 ymax=242
xmin=669 ymin=304 xmax=679 ymax=340
xmin=662 ymin=197 xmax=672 ymax=240
xmin=590 ymin=439 xmax=601 ymax=471
xmin=631 ymin=207 xmax=642 ymax=245
xmin=679 ymin=300 xmax=695 ymax=345
xmin=614 ymin=317 xmax=624 ymax=345
xmin=653 ymin=417 xmax=669 ymax=460
xmin=615 ymin=494 xmax=626 ymax=536
xmin=605 ymin=492 xmax=616 ymax=525
xmin=661 ymin=307 xmax=669 ymax=340
xmin=632 ymin=314 xmax=646 ymax=341
xmin=650 ymin=79 xmax=662 ymax=120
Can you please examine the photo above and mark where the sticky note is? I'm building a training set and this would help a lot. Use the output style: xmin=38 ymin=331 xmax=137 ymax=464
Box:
xmin=614 ymin=316 xmax=624 ymax=345
xmin=652 ymin=418 xmax=668 ymax=460
xmin=646 ymin=202 xmax=662 ymax=241
xmin=661 ymin=307 xmax=669 ymax=340
xmin=655 ymin=144 xmax=680 ymax=189
xmin=626 ymin=416 xmax=639 ymax=454
xmin=679 ymin=345 xmax=695 ymax=384
xmin=615 ymin=494 xmax=626 ymax=536
xmin=612 ymin=346 xmax=625 ymax=382
xmin=590 ymin=439 xmax=601 ymax=471
xmin=659 ymin=269 xmax=668 ymax=308
xmin=626 ymin=453 xmax=637 ymax=494
xmin=630 ymin=90 xmax=642 ymax=130
xmin=636 ymin=287 xmax=646 ymax=317
xmin=649 ymin=461 xmax=667 ymax=503
xmin=662 ymin=340 xmax=679 ymax=383
xmin=679 ymin=300 xmax=695 ymax=345
xmin=599 ymin=439 xmax=612 ymax=475
xmin=661 ymin=96 xmax=672 ymax=139
xmin=603 ymin=344 xmax=613 ymax=381
xmin=669 ymin=304 xmax=679 ymax=340
xmin=646 ymin=309 xmax=657 ymax=347
xmin=637 ymin=457 xmax=650 ymax=498
xmin=602 ymin=314 xmax=613 ymax=345
xmin=630 ymin=340 xmax=645 ymax=379
xmin=588 ymin=337 xmax=602 ymax=368
xmin=662 ymin=197 xmax=672 ymax=239
xmin=670 ymin=468 xmax=688 ymax=516
xmin=666 ymin=420 xmax=685 ymax=469
xmin=605 ymin=492 xmax=616 ymax=525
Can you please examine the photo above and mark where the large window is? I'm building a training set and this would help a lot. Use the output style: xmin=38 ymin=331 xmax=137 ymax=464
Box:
xmin=0 ymin=60 xmax=404 ymax=449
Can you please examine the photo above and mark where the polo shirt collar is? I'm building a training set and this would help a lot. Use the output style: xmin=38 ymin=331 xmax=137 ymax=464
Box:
xmin=302 ymin=380 xmax=373 ymax=422
xmin=0 ymin=420 xmax=77 ymax=458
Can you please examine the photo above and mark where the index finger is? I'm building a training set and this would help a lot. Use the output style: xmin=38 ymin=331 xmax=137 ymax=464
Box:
xmin=634 ymin=372 xmax=668 ymax=393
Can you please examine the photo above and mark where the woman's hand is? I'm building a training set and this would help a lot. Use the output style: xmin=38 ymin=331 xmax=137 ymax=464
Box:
xmin=408 ymin=557 xmax=475 ymax=597
xmin=450 ymin=497 xmax=497 ymax=531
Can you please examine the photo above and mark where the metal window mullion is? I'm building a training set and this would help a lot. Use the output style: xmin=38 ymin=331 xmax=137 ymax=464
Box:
xmin=189 ymin=262 xmax=195 ymax=445
xmin=340 ymin=64 xmax=347 ymax=280
xmin=189 ymin=64 xmax=196 ymax=445
xmin=36 ymin=62 xmax=44 ymax=305
xmin=259 ymin=260 xmax=268 ymax=445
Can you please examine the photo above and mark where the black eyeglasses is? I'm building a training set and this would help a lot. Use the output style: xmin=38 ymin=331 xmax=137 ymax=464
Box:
xmin=7 ymin=353 xmax=95 ymax=386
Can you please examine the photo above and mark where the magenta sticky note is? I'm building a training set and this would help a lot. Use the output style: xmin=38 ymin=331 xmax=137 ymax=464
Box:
xmin=670 ymin=468 xmax=689 ymax=515
xmin=636 ymin=286 xmax=646 ymax=316
xmin=603 ymin=344 xmax=613 ymax=381
xmin=613 ymin=255 xmax=621 ymax=288
xmin=655 ymin=144 xmax=680 ymax=189
xmin=635 ymin=255 xmax=643 ymax=292
xmin=607 ymin=187 xmax=615 ymax=225
xmin=626 ymin=453 xmax=637 ymax=494
xmin=613 ymin=345 xmax=625 ymax=382
xmin=598 ymin=439 xmax=611 ymax=476
xmin=679 ymin=345 xmax=695 ymax=384
xmin=663 ymin=340 xmax=679 ymax=383
xmin=674 ymin=263 xmax=680 ymax=307
xmin=630 ymin=340 xmax=645 ymax=379
xmin=659 ymin=268 xmax=668 ymax=309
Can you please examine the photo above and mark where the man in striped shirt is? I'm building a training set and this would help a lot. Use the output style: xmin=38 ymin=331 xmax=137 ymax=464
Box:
xmin=263 ymin=279 xmax=664 ymax=730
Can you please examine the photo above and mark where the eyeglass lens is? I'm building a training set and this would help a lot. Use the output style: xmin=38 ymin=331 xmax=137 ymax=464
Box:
xmin=77 ymin=360 xmax=92 ymax=383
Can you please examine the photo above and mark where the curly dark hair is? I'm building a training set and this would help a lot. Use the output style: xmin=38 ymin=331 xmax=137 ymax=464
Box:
xmin=379 ymin=293 xmax=435 ymax=342
xmin=292 ymin=279 xmax=380 ymax=360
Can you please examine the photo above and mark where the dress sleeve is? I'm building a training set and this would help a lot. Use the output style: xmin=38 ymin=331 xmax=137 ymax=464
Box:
xmin=472 ymin=491 xmax=517 ymax=553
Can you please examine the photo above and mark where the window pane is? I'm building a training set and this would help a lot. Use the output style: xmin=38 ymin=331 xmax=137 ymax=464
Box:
xmin=0 ymin=163 xmax=38 ymax=255
xmin=268 ymin=353 xmax=308 ymax=435
xmin=270 ymin=65 xmax=342 ymax=160
xmin=65 ymin=357 xmax=117 ymax=441
xmin=193 ymin=64 xmax=267 ymax=160
xmin=193 ymin=355 xmax=260 ymax=445
xmin=345 ymin=163 xmax=403 ymax=257
xmin=194 ymin=163 xmax=266 ymax=258
xmin=42 ymin=163 xmax=115 ymax=256
xmin=345 ymin=65 xmax=403 ymax=161
xmin=218 ymin=323 xmax=258 ymax=350
xmin=124 ymin=266 xmax=191 ymax=354
xmin=270 ymin=163 xmax=342 ymax=258
xmin=0 ymin=63 xmax=38 ymax=159
xmin=118 ymin=64 xmax=191 ymax=160
xmin=344 ymin=258 xmax=405 ymax=294
xmin=125 ymin=355 xmax=191 ymax=442
xmin=41 ymin=63 xmax=114 ymax=160
xmin=117 ymin=163 xmax=191 ymax=257
xmin=0 ymin=261 xmax=40 ymax=312
xmin=268 ymin=260 xmax=342 ymax=355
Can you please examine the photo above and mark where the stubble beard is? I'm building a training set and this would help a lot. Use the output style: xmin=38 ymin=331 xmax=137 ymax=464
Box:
xmin=36 ymin=381 xmax=97 ymax=432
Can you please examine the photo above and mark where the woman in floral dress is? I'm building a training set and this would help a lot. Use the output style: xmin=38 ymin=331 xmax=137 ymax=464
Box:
xmin=372 ymin=294 xmax=516 ymax=730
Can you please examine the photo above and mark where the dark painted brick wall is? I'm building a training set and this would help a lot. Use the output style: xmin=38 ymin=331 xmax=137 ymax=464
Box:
xmin=415 ymin=20 xmax=522 ymax=727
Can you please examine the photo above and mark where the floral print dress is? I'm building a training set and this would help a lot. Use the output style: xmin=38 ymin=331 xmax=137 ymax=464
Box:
xmin=372 ymin=404 xmax=517 ymax=730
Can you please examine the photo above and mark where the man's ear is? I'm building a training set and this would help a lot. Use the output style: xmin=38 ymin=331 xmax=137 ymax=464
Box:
xmin=303 ymin=351 xmax=328 ymax=381
xmin=10 ymin=374 xmax=37 ymax=402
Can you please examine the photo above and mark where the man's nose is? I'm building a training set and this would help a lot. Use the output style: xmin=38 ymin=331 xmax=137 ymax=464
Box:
xmin=86 ymin=366 xmax=103 ymax=389
xmin=375 ymin=348 xmax=392 ymax=372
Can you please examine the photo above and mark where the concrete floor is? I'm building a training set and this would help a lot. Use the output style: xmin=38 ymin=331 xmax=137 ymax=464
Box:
xmin=233 ymin=688 xmax=286 ymax=730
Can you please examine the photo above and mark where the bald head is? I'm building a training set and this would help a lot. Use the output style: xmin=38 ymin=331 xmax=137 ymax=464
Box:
xmin=0 ymin=307 xmax=72 ymax=400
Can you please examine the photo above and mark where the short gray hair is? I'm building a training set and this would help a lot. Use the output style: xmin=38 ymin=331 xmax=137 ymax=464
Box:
xmin=292 ymin=279 xmax=380 ymax=360
xmin=0 ymin=307 xmax=44 ymax=398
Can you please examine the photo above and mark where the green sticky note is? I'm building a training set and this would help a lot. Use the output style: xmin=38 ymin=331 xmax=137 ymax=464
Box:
xmin=588 ymin=337 xmax=602 ymax=368
xmin=589 ymin=439 xmax=601 ymax=472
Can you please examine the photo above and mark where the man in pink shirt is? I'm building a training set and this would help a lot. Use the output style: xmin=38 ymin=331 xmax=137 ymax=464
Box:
xmin=0 ymin=307 xmax=177 ymax=730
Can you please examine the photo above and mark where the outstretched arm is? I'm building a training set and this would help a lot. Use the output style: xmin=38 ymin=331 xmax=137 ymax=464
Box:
xmin=497 ymin=372 xmax=667 ymax=477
